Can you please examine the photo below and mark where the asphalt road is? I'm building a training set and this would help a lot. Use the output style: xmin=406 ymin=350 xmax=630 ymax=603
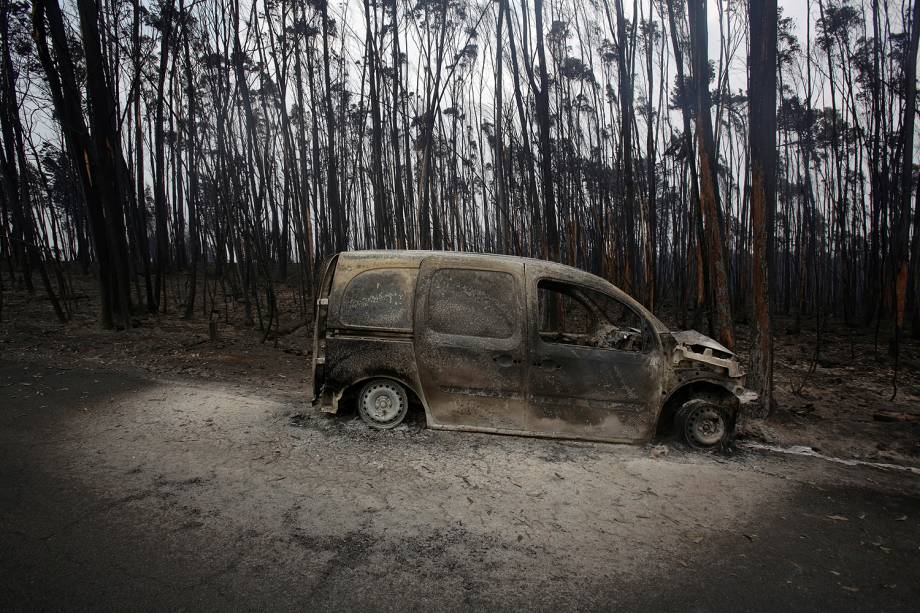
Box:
xmin=1 ymin=358 xmax=918 ymax=612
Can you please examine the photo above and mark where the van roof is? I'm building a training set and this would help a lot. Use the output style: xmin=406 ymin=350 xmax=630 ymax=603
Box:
xmin=341 ymin=248 xmax=586 ymax=268
xmin=336 ymin=250 xmax=668 ymax=333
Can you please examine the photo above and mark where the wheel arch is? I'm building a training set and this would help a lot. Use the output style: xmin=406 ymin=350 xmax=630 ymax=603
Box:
xmin=334 ymin=374 xmax=429 ymax=421
xmin=656 ymin=380 xmax=739 ymax=435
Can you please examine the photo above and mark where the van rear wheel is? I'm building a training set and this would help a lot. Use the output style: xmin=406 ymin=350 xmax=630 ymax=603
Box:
xmin=358 ymin=379 xmax=409 ymax=429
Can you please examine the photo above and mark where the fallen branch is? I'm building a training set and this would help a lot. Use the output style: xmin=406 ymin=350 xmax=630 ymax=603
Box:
xmin=873 ymin=410 xmax=919 ymax=423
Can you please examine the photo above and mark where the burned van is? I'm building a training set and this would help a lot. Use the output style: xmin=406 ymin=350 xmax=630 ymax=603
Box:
xmin=312 ymin=251 xmax=756 ymax=448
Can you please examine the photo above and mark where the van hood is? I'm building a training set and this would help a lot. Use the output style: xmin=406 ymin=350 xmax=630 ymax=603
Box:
xmin=670 ymin=330 xmax=734 ymax=357
xmin=669 ymin=330 xmax=743 ymax=378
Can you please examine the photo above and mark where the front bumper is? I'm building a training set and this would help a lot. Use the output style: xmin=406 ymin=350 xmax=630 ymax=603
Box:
xmin=733 ymin=387 xmax=763 ymax=418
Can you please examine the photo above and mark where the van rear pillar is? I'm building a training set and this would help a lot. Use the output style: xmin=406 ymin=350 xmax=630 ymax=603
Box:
xmin=313 ymin=385 xmax=344 ymax=414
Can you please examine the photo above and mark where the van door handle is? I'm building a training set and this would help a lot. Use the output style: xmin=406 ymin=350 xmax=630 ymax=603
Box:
xmin=533 ymin=358 xmax=560 ymax=370
xmin=492 ymin=353 xmax=516 ymax=367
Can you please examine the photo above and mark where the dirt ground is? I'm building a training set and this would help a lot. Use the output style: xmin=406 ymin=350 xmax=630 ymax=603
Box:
xmin=754 ymin=323 xmax=920 ymax=464
xmin=2 ymin=357 xmax=919 ymax=611
xmin=1 ymin=275 xmax=919 ymax=610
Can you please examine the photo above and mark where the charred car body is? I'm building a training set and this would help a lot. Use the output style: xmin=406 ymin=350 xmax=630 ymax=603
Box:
xmin=312 ymin=251 xmax=757 ymax=448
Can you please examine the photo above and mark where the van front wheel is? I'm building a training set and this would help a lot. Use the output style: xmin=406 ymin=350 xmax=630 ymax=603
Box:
xmin=358 ymin=379 xmax=409 ymax=430
xmin=676 ymin=399 xmax=730 ymax=449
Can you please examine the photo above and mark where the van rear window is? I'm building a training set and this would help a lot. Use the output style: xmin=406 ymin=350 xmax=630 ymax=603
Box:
xmin=427 ymin=268 xmax=516 ymax=339
xmin=340 ymin=268 xmax=416 ymax=330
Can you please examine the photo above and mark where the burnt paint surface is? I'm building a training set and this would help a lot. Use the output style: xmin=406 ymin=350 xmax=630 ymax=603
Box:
xmin=324 ymin=335 xmax=424 ymax=404
xmin=527 ymin=343 xmax=660 ymax=440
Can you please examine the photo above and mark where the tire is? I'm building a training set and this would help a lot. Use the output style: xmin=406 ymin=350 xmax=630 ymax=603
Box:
xmin=676 ymin=398 xmax=732 ymax=449
xmin=357 ymin=379 xmax=409 ymax=430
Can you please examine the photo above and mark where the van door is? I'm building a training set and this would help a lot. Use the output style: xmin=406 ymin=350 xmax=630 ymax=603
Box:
xmin=526 ymin=277 xmax=661 ymax=442
xmin=414 ymin=256 xmax=529 ymax=432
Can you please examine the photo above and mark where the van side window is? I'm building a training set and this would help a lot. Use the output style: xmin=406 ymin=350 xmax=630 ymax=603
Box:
xmin=538 ymin=280 xmax=646 ymax=352
xmin=428 ymin=269 xmax=516 ymax=339
xmin=340 ymin=268 xmax=416 ymax=329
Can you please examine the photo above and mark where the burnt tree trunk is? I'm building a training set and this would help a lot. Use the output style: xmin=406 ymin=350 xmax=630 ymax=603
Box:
xmin=890 ymin=0 xmax=920 ymax=392
xmin=153 ymin=2 xmax=175 ymax=310
xmin=687 ymin=0 xmax=734 ymax=350
xmin=748 ymin=0 xmax=778 ymax=414
xmin=534 ymin=0 xmax=559 ymax=262
xmin=33 ymin=0 xmax=131 ymax=329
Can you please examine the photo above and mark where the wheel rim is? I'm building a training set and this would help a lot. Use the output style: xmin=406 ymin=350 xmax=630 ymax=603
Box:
xmin=685 ymin=405 xmax=725 ymax=446
xmin=361 ymin=382 xmax=405 ymax=425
